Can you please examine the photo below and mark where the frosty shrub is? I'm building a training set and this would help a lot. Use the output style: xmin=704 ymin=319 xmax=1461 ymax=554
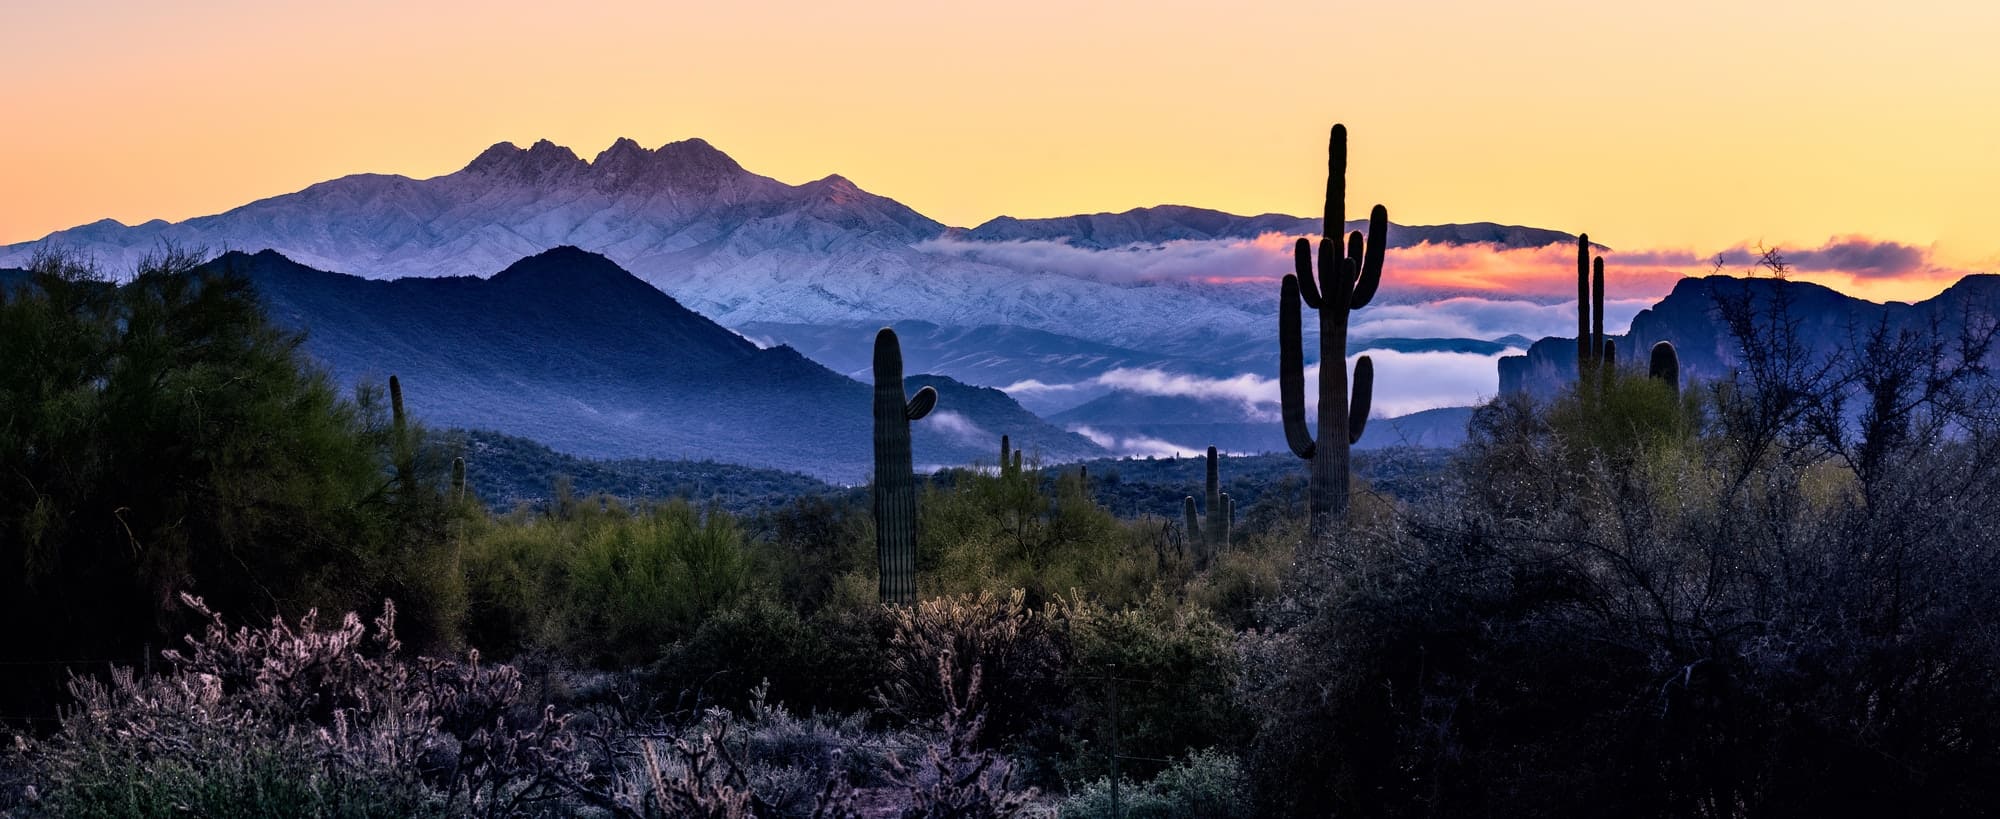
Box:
xmin=877 ymin=590 xmax=1065 ymax=746
xmin=10 ymin=594 xmax=584 ymax=818
xmin=886 ymin=657 xmax=1038 ymax=819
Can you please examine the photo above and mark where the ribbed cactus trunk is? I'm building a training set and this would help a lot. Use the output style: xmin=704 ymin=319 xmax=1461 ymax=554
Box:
xmin=389 ymin=374 xmax=414 ymax=497
xmin=1593 ymin=259 xmax=1607 ymax=377
xmin=1200 ymin=447 xmax=1216 ymax=551
xmin=873 ymin=328 xmax=938 ymax=606
xmin=1183 ymin=446 xmax=1231 ymax=568
xmin=1280 ymin=124 xmax=1385 ymax=548
xmin=1577 ymin=234 xmax=1592 ymax=370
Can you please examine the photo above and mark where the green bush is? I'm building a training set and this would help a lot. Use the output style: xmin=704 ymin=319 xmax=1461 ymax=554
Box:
xmin=1057 ymin=597 xmax=1246 ymax=782
xmin=1059 ymin=749 xmax=1253 ymax=819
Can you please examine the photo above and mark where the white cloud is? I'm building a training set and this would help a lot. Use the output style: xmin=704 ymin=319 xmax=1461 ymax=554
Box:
xmin=925 ymin=410 xmax=989 ymax=445
xmin=1068 ymin=425 xmax=1207 ymax=459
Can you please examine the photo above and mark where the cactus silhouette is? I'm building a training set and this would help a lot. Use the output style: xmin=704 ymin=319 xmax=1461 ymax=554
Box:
xmin=873 ymin=327 xmax=938 ymax=605
xmin=388 ymin=374 xmax=415 ymax=497
xmin=999 ymin=434 xmax=1022 ymax=479
xmin=1649 ymin=340 xmax=1680 ymax=394
xmin=1280 ymin=124 xmax=1385 ymax=544
xmin=1576 ymin=235 xmax=1592 ymax=369
xmin=450 ymin=456 xmax=466 ymax=504
xmin=1180 ymin=446 xmax=1231 ymax=566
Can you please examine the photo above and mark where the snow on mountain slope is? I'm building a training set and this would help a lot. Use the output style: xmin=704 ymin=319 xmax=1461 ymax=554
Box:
xmin=1 ymin=138 xmax=1576 ymax=351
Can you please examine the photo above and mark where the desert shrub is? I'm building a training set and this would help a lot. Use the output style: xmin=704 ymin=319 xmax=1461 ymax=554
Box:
xmin=878 ymin=590 xmax=1067 ymax=748
xmin=1248 ymin=329 xmax=2000 ymax=817
xmin=569 ymin=500 xmax=749 ymax=662
xmin=648 ymin=596 xmax=847 ymax=714
xmin=921 ymin=468 xmax=1157 ymax=608
xmin=9 ymin=594 xmax=582 ymax=818
xmin=1058 ymin=749 xmax=1253 ymax=819
xmin=0 ymin=250 xmax=464 ymax=715
xmin=1056 ymin=596 xmax=1246 ymax=783
xmin=747 ymin=495 xmax=874 ymax=617
xmin=886 ymin=662 xmax=1039 ymax=819
xmin=462 ymin=498 xmax=751 ymax=667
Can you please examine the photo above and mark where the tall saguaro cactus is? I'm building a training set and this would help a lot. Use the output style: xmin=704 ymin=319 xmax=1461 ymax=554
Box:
xmin=1575 ymin=236 xmax=1611 ymax=382
xmin=1181 ymin=446 xmax=1232 ymax=567
xmin=873 ymin=327 xmax=939 ymax=606
xmin=1280 ymin=124 xmax=1386 ymax=544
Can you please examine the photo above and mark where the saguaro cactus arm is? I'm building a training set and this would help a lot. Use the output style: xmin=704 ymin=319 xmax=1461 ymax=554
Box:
xmin=1349 ymin=356 xmax=1374 ymax=445
xmin=906 ymin=387 xmax=937 ymax=419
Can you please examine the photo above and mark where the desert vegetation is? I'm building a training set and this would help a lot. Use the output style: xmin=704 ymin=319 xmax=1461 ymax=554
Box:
xmin=7 ymin=127 xmax=2000 ymax=818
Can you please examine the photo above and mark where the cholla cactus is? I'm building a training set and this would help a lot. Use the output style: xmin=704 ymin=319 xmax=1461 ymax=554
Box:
xmin=1280 ymin=124 xmax=1386 ymax=545
xmin=874 ymin=328 xmax=939 ymax=606
xmin=886 ymin=658 xmax=1038 ymax=819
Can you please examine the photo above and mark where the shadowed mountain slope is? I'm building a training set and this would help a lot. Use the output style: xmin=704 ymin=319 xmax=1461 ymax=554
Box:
xmin=216 ymin=247 xmax=1101 ymax=480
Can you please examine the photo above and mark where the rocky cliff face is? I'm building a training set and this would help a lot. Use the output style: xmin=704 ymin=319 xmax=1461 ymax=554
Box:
xmin=1500 ymin=274 xmax=2000 ymax=398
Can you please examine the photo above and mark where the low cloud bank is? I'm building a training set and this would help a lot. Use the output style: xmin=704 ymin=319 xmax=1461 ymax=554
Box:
xmin=922 ymin=232 xmax=1961 ymax=303
xmin=1017 ymin=347 xmax=1520 ymax=425
xmin=1069 ymin=425 xmax=1206 ymax=459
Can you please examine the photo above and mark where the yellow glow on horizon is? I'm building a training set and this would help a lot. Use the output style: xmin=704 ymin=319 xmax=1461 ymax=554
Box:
xmin=5 ymin=0 xmax=1998 ymax=301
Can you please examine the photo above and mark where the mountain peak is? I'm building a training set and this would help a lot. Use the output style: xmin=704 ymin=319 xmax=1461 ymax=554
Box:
xmin=462 ymin=139 xmax=585 ymax=180
xmin=654 ymin=137 xmax=743 ymax=173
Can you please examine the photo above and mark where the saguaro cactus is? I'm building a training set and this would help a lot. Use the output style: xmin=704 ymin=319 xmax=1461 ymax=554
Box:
xmin=450 ymin=457 xmax=467 ymax=503
xmin=1575 ymin=236 xmax=1613 ymax=382
xmin=1180 ymin=446 xmax=1232 ymax=566
xmin=1280 ymin=124 xmax=1386 ymax=544
xmin=873 ymin=327 xmax=939 ymax=606
xmin=999 ymin=434 xmax=1022 ymax=479
xmin=388 ymin=374 xmax=415 ymax=496
xmin=1649 ymin=340 xmax=1680 ymax=394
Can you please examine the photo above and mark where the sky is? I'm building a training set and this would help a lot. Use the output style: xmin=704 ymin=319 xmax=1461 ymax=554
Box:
xmin=6 ymin=0 xmax=1999 ymax=302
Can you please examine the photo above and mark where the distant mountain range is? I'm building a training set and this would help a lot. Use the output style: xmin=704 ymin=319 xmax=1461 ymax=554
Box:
xmin=208 ymin=247 xmax=1101 ymax=481
xmin=1501 ymin=274 xmax=2000 ymax=397
xmin=0 ymin=137 xmax=1573 ymax=354
xmin=0 ymin=136 xmax=1592 ymax=456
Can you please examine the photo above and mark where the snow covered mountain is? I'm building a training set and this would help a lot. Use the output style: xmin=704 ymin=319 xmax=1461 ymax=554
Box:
xmin=1 ymin=137 xmax=1574 ymax=353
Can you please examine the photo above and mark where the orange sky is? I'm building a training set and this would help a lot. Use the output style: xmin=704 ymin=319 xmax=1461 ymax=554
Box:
xmin=6 ymin=0 xmax=1999 ymax=300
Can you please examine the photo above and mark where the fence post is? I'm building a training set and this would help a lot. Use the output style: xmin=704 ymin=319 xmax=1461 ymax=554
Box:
xmin=1108 ymin=663 xmax=1121 ymax=819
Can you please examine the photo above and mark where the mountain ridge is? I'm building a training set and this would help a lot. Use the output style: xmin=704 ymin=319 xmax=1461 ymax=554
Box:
xmin=0 ymin=137 xmax=1580 ymax=351
xmin=209 ymin=247 xmax=1102 ymax=480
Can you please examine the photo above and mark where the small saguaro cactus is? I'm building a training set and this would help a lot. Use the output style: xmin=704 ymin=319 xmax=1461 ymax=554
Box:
xmin=388 ymin=374 xmax=415 ymax=496
xmin=1280 ymin=124 xmax=1386 ymax=545
xmin=873 ymin=327 xmax=939 ymax=606
xmin=999 ymin=434 xmax=1022 ymax=479
xmin=1649 ymin=340 xmax=1680 ymax=394
xmin=451 ymin=457 xmax=467 ymax=503
xmin=1575 ymin=235 xmax=1613 ymax=384
xmin=1179 ymin=446 xmax=1232 ymax=567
